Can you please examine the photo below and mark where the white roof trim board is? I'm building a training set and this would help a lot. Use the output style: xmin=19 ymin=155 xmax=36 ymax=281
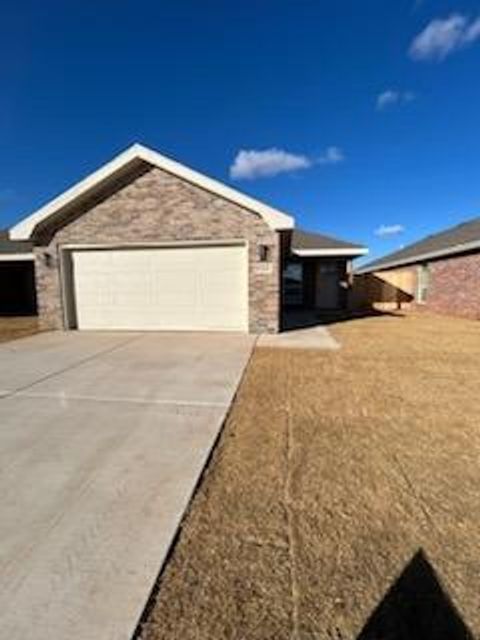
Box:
xmin=356 ymin=238 xmax=480 ymax=274
xmin=0 ymin=253 xmax=35 ymax=262
xmin=293 ymin=247 xmax=369 ymax=257
xmin=10 ymin=143 xmax=295 ymax=240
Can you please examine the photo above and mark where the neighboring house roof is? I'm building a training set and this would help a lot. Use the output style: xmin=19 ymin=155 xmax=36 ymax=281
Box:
xmin=0 ymin=230 xmax=34 ymax=261
xmin=9 ymin=143 xmax=294 ymax=240
xmin=357 ymin=217 xmax=480 ymax=273
xmin=291 ymin=229 xmax=368 ymax=257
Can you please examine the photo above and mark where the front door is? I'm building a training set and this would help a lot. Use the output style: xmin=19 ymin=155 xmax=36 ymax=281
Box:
xmin=315 ymin=262 xmax=340 ymax=309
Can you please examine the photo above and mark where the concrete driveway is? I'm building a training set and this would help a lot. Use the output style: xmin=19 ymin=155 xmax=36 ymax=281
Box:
xmin=0 ymin=330 xmax=254 ymax=640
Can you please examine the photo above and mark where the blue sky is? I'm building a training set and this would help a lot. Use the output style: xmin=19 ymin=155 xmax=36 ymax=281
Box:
xmin=1 ymin=0 xmax=480 ymax=262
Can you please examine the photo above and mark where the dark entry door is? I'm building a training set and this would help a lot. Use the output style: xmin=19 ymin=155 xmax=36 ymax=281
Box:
xmin=315 ymin=262 xmax=340 ymax=309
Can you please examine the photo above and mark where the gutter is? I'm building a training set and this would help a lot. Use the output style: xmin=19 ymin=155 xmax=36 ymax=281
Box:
xmin=293 ymin=247 xmax=368 ymax=257
xmin=0 ymin=253 xmax=35 ymax=262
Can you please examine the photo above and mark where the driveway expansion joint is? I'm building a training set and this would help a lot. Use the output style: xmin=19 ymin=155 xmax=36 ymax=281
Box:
xmin=0 ymin=332 xmax=145 ymax=402
xmin=11 ymin=390 xmax=230 ymax=411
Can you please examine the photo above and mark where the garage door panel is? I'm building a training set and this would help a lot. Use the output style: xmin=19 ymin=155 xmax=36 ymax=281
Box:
xmin=71 ymin=246 xmax=248 ymax=331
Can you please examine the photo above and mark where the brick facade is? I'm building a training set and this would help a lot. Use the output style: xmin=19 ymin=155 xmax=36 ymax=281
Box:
xmin=34 ymin=163 xmax=282 ymax=333
xmin=355 ymin=251 xmax=480 ymax=319
xmin=426 ymin=252 xmax=480 ymax=320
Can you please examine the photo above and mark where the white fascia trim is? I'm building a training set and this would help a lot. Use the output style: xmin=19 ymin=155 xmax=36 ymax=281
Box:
xmin=0 ymin=253 xmax=35 ymax=261
xmin=9 ymin=143 xmax=294 ymax=240
xmin=293 ymin=247 xmax=369 ymax=257
xmin=356 ymin=238 xmax=480 ymax=274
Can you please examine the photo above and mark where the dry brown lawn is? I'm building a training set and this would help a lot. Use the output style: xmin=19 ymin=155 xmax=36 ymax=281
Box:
xmin=0 ymin=316 xmax=39 ymax=344
xmin=139 ymin=312 xmax=480 ymax=640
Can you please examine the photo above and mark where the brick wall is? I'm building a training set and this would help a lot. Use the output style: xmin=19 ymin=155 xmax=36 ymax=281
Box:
xmin=426 ymin=252 xmax=480 ymax=319
xmin=352 ymin=252 xmax=480 ymax=319
xmin=34 ymin=163 xmax=282 ymax=333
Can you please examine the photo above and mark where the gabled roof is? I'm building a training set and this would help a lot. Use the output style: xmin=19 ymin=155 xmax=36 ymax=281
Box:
xmin=0 ymin=230 xmax=34 ymax=261
xmin=9 ymin=143 xmax=295 ymax=240
xmin=357 ymin=217 xmax=480 ymax=273
xmin=291 ymin=229 xmax=368 ymax=257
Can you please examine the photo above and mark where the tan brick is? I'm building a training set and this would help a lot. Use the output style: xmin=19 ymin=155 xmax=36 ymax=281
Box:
xmin=34 ymin=164 xmax=282 ymax=333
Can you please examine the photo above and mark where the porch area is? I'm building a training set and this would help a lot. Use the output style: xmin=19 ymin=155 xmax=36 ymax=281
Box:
xmin=281 ymin=229 xmax=368 ymax=331
xmin=282 ymin=257 xmax=350 ymax=326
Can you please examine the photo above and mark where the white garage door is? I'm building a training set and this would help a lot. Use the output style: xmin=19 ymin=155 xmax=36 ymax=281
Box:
xmin=70 ymin=245 xmax=248 ymax=331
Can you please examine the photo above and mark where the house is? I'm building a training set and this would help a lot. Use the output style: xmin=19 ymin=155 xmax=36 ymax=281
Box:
xmin=8 ymin=143 xmax=366 ymax=333
xmin=355 ymin=217 xmax=480 ymax=319
xmin=0 ymin=231 xmax=37 ymax=315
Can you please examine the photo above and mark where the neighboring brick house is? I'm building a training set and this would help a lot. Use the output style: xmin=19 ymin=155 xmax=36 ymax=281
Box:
xmin=7 ymin=143 xmax=366 ymax=333
xmin=354 ymin=217 xmax=480 ymax=320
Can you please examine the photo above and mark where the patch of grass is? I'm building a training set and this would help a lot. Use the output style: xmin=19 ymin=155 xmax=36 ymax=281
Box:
xmin=0 ymin=316 xmax=39 ymax=344
xmin=139 ymin=313 xmax=480 ymax=639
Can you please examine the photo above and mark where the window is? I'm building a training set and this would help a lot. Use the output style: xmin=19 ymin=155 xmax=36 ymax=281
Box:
xmin=283 ymin=263 xmax=303 ymax=306
xmin=417 ymin=264 xmax=430 ymax=303
xmin=317 ymin=261 xmax=339 ymax=274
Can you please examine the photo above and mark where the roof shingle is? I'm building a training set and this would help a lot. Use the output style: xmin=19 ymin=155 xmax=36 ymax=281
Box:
xmin=358 ymin=217 xmax=480 ymax=273
xmin=292 ymin=229 xmax=366 ymax=253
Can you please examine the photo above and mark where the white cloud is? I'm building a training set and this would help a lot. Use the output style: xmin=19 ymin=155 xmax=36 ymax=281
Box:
xmin=377 ymin=90 xmax=399 ymax=110
xmin=229 ymin=148 xmax=311 ymax=180
xmin=375 ymin=224 xmax=405 ymax=237
xmin=317 ymin=146 xmax=344 ymax=164
xmin=409 ymin=14 xmax=480 ymax=61
xmin=376 ymin=90 xmax=415 ymax=110
xmin=465 ymin=17 xmax=480 ymax=43
xmin=229 ymin=146 xmax=345 ymax=180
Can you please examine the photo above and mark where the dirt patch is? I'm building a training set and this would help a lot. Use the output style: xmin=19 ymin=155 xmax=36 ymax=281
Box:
xmin=139 ymin=312 xmax=480 ymax=639
xmin=0 ymin=316 xmax=39 ymax=344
